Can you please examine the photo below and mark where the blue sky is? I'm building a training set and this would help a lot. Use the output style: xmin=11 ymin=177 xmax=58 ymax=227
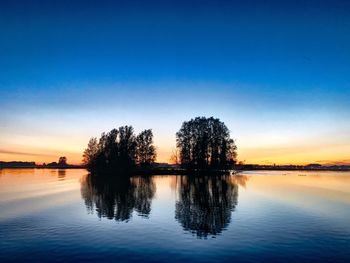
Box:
xmin=1 ymin=0 xmax=350 ymax=164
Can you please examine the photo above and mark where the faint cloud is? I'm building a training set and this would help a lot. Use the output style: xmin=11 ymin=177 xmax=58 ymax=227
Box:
xmin=0 ymin=149 xmax=57 ymax=158
xmin=316 ymin=159 xmax=350 ymax=165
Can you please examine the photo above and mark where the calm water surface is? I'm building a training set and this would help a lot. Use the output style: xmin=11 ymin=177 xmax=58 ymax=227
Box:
xmin=1 ymin=169 xmax=350 ymax=262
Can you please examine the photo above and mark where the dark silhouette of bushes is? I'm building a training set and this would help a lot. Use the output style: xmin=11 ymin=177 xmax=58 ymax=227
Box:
xmin=46 ymin=157 xmax=69 ymax=167
xmin=82 ymin=126 xmax=156 ymax=174
xmin=176 ymin=117 xmax=237 ymax=171
xmin=0 ymin=161 xmax=36 ymax=168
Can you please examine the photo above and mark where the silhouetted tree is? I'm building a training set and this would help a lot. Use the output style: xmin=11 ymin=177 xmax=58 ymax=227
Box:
xmin=80 ymin=174 xmax=156 ymax=221
xmin=176 ymin=117 xmax=237 ymax=171
xmin=58 ymin=156 xmax=67 ymax=166
xmin=136 ymin=129 xmax=156 ymax=167
xmin=96 ymin=126 xmax=137 ymax=173
xmin=83 ymin=137 xmax=99 ymax=169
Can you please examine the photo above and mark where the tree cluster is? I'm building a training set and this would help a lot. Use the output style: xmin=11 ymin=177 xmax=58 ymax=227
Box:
xmin=82 ymin=117 xmax=237 ymax=175
xmin=83 ymin=126 xmax=156 ymax=173
xmin=176 ymin=117 xmax=237 ymax=171
xmin=46 ymin=156 xmax=68 ymax=167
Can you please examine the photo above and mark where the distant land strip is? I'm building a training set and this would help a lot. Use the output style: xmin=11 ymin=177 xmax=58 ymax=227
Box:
xmin=1 ymin=161 xmax=350 ymax=172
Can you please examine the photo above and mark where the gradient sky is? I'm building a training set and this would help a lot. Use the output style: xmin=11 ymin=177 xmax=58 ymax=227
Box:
xmin=1 ymin=0 xmax=350 ymax=165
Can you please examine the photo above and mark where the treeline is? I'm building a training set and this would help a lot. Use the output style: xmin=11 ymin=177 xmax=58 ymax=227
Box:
xmin=0 ymin=158 xmax=84 ymax=169
xmin=0 ymin=161 xmax=36 ymax=168
xmin=83 ymin=117 xmax=237 ymax=175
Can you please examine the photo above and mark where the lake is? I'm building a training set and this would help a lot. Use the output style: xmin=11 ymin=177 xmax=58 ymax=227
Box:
xmin=1 ymin=169 xmax=350 ymax=262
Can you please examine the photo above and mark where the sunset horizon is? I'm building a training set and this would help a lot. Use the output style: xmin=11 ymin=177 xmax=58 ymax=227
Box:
xmin=1 ymin=1 xmax=350 ymax=262
xmin=1 ymin=1 xmax=349 ymax=167
xmin=1 ymin=121 xmax=350 ymax=166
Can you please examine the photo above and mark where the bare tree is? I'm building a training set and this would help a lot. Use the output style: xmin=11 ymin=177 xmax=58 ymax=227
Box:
xmin=170 ymin=149 xmax=179 ymax=165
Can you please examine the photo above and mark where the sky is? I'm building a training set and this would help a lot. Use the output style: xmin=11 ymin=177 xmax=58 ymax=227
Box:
xmin=0 ymin=0 xmax=350 ymax=165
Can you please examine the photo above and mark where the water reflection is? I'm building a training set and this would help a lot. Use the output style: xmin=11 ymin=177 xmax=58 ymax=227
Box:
xmin=2 ymin=169 xmax=350 ymax=262
xmin=174 ymin=175 xmax=248 ymax=238
xmin=57 ymin=169 xmax=66 ymax=180
xmin=80 ymin=174 xmax=156 ymax=221
xmin=80 ymin=174 xmax=248 ymax=237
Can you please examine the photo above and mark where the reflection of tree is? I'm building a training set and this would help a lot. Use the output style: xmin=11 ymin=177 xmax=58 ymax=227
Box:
xmin=175 ymin=175 xmax=248 ymax=238
xmin=132 ymin=177 xmax=156 ymax=217
xmin=57 ymin=169 xmax=66 ymax=180
xmin=80 ymin=174 xmax=155 ymax=221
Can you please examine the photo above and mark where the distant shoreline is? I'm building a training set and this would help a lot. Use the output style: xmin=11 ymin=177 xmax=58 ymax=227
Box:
xmin=0 ymin=165 xmax=85 ymax=169
xmin=237 ymin=167 xmax=350 ymax=172
xmin=1 ymin=166 xmax=349 ymax=172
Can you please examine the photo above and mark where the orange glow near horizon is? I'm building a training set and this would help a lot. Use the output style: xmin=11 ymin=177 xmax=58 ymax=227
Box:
xmin=0 ymin=149 xmax=83 ymax=165
xmin=1 ymin=141 xmax=350 ymax=165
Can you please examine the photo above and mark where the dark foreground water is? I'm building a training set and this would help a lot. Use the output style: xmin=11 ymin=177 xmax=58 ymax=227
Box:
xmin=0 ymin=169 xmax=350 ymax=262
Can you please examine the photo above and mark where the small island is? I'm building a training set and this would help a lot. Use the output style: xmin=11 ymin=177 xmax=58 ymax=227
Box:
xmin=82 ymin=116 xmax=237 ymax=176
